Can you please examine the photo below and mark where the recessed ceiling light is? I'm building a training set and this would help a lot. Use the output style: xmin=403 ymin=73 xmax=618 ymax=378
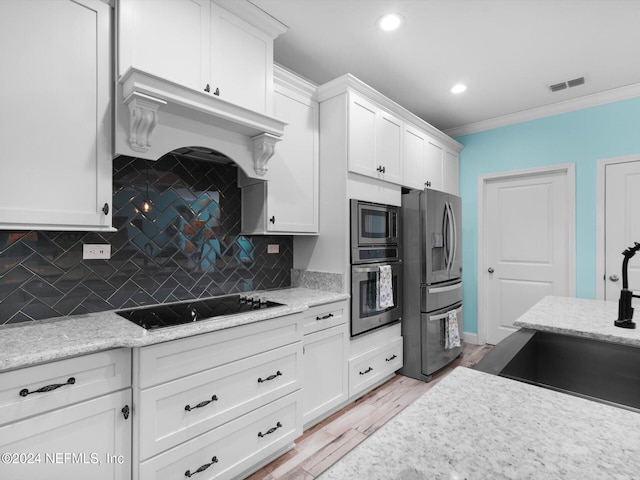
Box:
xmin=450 ymin=83 xmax=467 ymax=94
xmin=377 ymin=13 xmax=403 ymax=31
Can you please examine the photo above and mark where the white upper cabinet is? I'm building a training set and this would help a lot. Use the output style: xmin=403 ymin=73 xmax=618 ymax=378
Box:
xmin=118 ymin=0 xmax=209 ymax=92
xmin=402 ymin=123 xmax=427 ymax=190
xmin=118 ymin=0 xmax=281 ymax=114
xmin=348 ymin=93 xmax=402 ymax=184
xmin=241 ymin=67 xmax=319 ymax=234
xmin=0 ymin=0 xmax=113 ymax=231
xmin=424 ymin=139 xmax=444 ymax=191
xmin=444 ymin=148 xmax=460 ymax=195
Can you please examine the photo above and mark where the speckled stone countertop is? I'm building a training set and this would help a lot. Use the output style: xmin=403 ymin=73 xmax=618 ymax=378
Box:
xmin=318 ymin=367 xmax=640 ymax=480
xmin=0 ymin=288 xmax=349 ymax=372
xmin=513 ymin=295 xmax=640 ymax=347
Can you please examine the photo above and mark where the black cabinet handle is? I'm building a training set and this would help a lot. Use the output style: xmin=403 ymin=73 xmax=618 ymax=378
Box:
xmin=385 ymin=354 xmax=397 ymax=362
xmin=122 ymin=405 xmax=130 ymax=420
xmin=359 ymin=367 xmax=373 ymax=376
xmin=213 ymin=87 xmax=220 ymax=96
xmin=204 ymin=84 xmax=210 ymax=93
xmin=377 ymin=165 xmax=386 ymax=173
xmin=19 ymin=377 xmax=75 ymax=397
xmin=185 ymin=395 xmax=218 ymax=412
xmin=425 ymin=181 xmax=432 ymax=188
xmin=258 ymin=421 xmax=282 ymax=438
xmin=316 ymin=313 xmax=334 ymax=321
xmin=258 ymin=371 xmax=282 ymax=383
xmin=102 ymin=203 xmax=109 ymax=215
xmin=185 ymin=456 xmax=218 ymax=477
xmin=269 ymin=216 xmax=276 ymax=224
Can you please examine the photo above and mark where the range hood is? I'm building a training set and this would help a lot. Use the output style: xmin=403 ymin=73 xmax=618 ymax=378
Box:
xmin=114 ymin=68 xmax=287 ymax=180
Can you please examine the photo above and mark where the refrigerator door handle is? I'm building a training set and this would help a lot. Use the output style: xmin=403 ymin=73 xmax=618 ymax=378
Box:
xmin=428 ymin=282 xmax=462 ymax=294
xmin=428 ymin=304 xmax=463 ymax=322
xmin=445 ymin=202 xmax=455 ymax=272
xmin=449 ymin=201 xmax=458 ymax=272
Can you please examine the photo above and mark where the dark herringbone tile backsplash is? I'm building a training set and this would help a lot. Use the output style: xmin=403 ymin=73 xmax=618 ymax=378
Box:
xmin=0 ymin=154 xmax=293 ymax=325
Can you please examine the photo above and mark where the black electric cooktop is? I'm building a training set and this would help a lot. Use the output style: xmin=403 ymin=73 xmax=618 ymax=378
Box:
xmin=117 ymin=294 xmax=285 ymax=330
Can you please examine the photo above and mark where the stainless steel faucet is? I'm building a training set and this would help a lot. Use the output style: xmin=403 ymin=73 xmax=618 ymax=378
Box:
xmin=614 ymin=242 xmax=640 ymax=329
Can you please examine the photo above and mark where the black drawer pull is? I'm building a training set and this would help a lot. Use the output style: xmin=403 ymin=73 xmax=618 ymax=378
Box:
xmin=19 ymin=377 xmax=75 ymax=397
xmin=359 ymin=367 xmax=373 ymax=376
xmin=185 ymin=456 xmax=218 ymax=477
xmin=258 ymin=371 xmax=282 ymax=383
xmin=185 ymin=395 xmax=218 ymax=412
xmin=258 ymin=421 xmax=282 ymax=438
xmin=385 ymin=354 xmax=398 ymax=362
xmin=316 ymin=313 xmax=334 ymax=321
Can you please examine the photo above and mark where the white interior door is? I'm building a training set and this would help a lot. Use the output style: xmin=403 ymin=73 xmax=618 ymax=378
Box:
xmin=482 ymin=166 xmax=574 ymax=345
xmin=604 ymin=160 xmax=640 ymax=303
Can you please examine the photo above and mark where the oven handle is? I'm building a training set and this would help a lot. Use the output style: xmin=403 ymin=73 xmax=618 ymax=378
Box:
xmin=352 ymin=262 xmax=401 ymax=274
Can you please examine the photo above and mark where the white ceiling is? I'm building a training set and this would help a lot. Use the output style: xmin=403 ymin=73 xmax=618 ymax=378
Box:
xmin=250 ymin=0 xmax=640 ymax=135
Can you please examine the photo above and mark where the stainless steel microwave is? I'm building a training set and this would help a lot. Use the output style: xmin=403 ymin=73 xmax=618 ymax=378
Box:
xmin=350 ymin=200 xmax=400 ymax=260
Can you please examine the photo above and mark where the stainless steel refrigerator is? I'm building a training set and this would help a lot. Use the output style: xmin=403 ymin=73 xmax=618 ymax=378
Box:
xmin=400 ymin=188 xmax=463 ymax=382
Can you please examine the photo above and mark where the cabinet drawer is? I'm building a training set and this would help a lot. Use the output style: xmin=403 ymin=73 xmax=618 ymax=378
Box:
xmin=302 ymin=301 xmax=348 ymax=336
xmin=0 ymin=348 xmax=131 ymax=426
xmin=137 ymin=313 xmax=303 ymax=388
xmin=139 ymin=391 xmax=302 ymax=480
xmin=349 ymin=337 xmax=403 ymax=398
xmin=139 ymin=343 xmax=301 ymax=460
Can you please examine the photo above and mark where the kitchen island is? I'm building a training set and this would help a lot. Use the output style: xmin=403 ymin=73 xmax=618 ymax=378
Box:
xmin=319 ymin=296 xmax=640 ymax=479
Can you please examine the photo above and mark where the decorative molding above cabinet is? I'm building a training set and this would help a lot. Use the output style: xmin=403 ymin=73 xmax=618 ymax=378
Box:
xmin=115 ymin=0 xmax=288 ymax=180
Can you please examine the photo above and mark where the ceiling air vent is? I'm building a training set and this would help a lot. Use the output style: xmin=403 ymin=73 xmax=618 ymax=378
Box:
xmin=567 ymin=76 xmax=585 ymax=88
xmin=549 ymin=76 xmax=585 ymax=93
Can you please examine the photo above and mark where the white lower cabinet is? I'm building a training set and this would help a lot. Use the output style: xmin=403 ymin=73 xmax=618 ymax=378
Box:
xmin=301 ymin=301 xmax=349 ymax=428
xmin=0 ymin=349 xmax=132 ymax=480
xmin=133 ymin=313 xmax=304 ymax=480
xmin=348 ymin=323 xmax=403 ymax=399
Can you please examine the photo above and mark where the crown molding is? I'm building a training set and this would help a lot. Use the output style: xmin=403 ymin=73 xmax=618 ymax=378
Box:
xmin=445 ymin=82 xmax=640 ymax=138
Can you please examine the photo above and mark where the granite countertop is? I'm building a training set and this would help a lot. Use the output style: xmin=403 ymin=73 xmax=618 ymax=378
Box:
xmin=0 ymin=287 xmax=349 ymax=372
xmin=513 ymin=295 xmax=640 ymax=347
xmin=319 ymin=367 xmax=640 ymax=480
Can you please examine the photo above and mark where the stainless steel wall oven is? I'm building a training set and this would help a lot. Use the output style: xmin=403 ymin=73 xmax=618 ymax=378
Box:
xmin=350 ymin=200 xmax=403 ymax=337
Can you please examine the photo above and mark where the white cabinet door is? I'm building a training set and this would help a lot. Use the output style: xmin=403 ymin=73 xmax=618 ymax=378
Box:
xmin=0 ymin=0 xmax=112 ymax=231
xmin=348 ymin=93 xmax=378 ymax=178
xmin=265 ymin=76 xmax=318 ymax=232
xmin=210 ymin=2 xmax=272 ymax=113
xmin=403 ymin=124 xmax=427 ymax=190
xmin=376 ymin=111 xmax=403 ymax=184
xmin=118 ymin=0 xmax=210 ymax=92
xmin=0 ymin=389 xmax=131 ymax=480
xmin=240 ymin=68 xmax=319 ymax=234
xmin=347 ymin=93 xmax=402 ymax=184
xmin=424 ymin=140 xmax=444 ymax=191
xmin=444 ymin=149 xmax=459 ymax=195
xmin=302 ymin=323 xmax=349 ymax=428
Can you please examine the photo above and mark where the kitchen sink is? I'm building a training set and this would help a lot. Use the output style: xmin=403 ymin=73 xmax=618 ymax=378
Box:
xmin=474 ymin=329 xmax=640 ymax=412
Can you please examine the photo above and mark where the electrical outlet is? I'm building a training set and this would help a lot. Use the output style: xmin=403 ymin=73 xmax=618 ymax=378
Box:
xmin=267 ymin=244 xmax=280 ymax=254
xmin=83 ymin=244 xmax=111 ymax=260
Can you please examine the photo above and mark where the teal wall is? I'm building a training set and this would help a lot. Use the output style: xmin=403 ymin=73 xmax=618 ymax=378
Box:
xmin=456 ymin=96 xmax=640 ymax=335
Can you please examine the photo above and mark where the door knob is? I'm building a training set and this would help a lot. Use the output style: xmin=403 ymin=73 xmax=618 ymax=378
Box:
xmin=609 ymin=275 xmax=620 ymax=282
xmin=488 ymin=267 xmax=494 ymax=273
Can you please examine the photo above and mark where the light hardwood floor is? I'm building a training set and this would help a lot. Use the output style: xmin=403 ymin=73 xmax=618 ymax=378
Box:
xmin=247 ymin=342 xmax=493 ymax=480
